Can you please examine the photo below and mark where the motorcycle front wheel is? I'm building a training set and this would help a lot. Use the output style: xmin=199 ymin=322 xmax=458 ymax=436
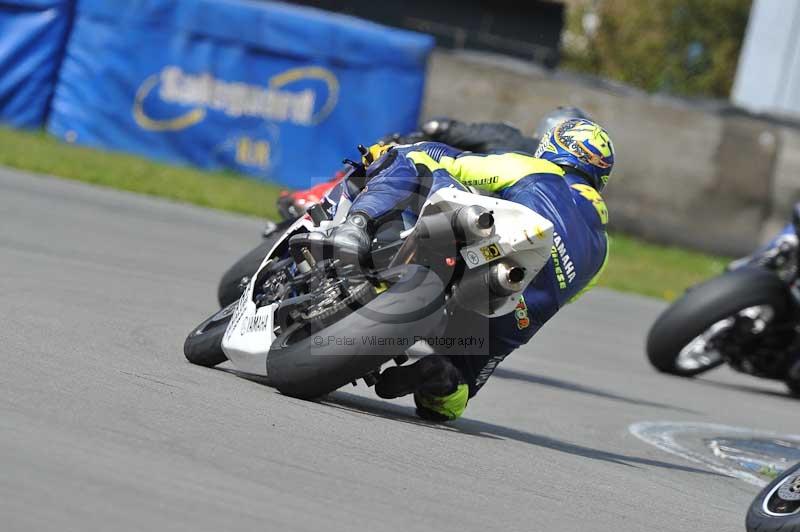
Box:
xmin=646 ymin=268 xmax=789 ymax=377
xmin=183 ymin=303 xmax=236 ymax=367
xmin=746 ymin=462 xmax=800 ymax=532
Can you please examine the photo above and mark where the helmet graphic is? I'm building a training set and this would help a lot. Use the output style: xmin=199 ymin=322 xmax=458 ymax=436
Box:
xmin=535 ymin=118 xmax=615 ymax=191
xmin=534 ymin=106 xmax=590 ymax=141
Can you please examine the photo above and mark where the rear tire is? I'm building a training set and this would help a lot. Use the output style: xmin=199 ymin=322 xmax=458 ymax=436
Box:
xmin=647 ymin=268 xmax=789 ymax=377
xmin=266 ymin=265 xmax=446 ymax=400
xmin=217 ymin=220 xmax=293 ymax=307
xmin=746 ymin=462 xmax=800 ymax=532
xmin=183 ymin=303 xmax=236 ymax=367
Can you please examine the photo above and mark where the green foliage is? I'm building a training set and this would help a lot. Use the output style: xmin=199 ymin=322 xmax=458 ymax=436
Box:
xmin=563 ymin=0 xmax=752 ymax=98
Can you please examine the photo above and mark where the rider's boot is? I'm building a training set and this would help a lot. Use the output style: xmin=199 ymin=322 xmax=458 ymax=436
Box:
xmin=376 ymin=354 xmax=469 ymax=421
xmin=288 ymin=212 xmax=374 ymax=270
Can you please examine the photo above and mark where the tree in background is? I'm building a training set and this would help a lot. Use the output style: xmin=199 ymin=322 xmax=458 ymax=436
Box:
xmin=562 ymin=0 xmax=753 ymax=98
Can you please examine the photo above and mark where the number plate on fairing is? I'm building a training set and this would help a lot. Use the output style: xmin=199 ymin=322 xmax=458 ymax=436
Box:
xmin=460 ymin=236 xmax=505 ymax=269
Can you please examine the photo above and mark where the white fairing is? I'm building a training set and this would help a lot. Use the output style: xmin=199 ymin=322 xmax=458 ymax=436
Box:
xmin=220 ymin=215 xmax=314 ymax=376
xmin=423 ymin=188 xmax=554 ymax=316
xmin=220 ymin=185 xmax=553 ymax=376
xmin=222 ymin=298 xmax=276 ymax=376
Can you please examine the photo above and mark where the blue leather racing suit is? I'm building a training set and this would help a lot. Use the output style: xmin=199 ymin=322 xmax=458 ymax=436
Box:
xmin=344 ymin=142 xmax=610 ymax=396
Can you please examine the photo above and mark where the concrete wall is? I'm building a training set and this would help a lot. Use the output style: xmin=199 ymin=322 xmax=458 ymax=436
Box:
xmin=422 ymin=50 xmax=800 ymax=256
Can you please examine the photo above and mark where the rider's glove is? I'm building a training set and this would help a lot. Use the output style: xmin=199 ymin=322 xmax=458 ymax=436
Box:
xmin=361 ymin=142 xmax=393 ymax=167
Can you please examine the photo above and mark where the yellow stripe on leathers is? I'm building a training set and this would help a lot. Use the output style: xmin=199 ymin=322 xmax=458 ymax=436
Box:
xmin=406 ymin=151 xmax=564 ymax=193
xmin=570 ymin=183 xmax=609 ymax=225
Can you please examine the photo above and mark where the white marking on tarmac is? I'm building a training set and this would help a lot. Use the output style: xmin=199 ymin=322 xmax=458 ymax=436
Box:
xmin=629 ymin=421 xmax=800 ymax=487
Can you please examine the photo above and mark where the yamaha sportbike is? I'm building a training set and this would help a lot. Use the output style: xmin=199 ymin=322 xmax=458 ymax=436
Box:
xmin=184 ymin=163 xmax=554 ymax=398
xmin=646 ymin=210 xmax=800 ymax=396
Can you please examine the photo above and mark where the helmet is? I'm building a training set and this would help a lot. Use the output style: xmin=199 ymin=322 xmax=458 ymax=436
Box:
xmin=534 ymin=118 xmax=615 ymax=191
xmin=534 ymin=106 xmax=590 ymax=141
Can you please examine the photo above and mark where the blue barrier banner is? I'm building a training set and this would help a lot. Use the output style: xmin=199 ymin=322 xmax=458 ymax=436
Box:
xmin=47 ymin=0 xmax=434 ymax=188
xmin=0 ymin=0 xmax=73 ymax=128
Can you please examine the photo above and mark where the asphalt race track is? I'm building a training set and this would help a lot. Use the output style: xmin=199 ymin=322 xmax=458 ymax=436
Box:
xmin=2 ymin=167 xmax=797 ymax=532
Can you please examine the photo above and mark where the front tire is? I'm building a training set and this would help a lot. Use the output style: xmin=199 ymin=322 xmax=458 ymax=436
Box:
xmin=647 ymin=268 xmax=789 ymax=377
xmin=183 ymin=303 xmax=236 ymax=367
xmin=746 ymin=462 xmax=800 ymax=532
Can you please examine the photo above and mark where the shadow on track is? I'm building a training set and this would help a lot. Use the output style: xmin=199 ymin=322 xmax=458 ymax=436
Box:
xmin=696 ymin=378 xmax=797 ymax=401
xmin=216 ymin=366 xmax=718 ymax=477
xmin=323 ymin=391 xmax=723 ymax=478
xmin=491 ymin=367 xmax=701 ymax=415
xmin=217 ymin=367 xmax=273 ymax=386
xmin=219 ymin=365 xmax=698 ymax=415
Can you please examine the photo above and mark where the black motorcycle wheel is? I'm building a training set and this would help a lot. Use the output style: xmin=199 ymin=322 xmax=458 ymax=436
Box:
xmin=646 ymin=268 xmax=789 ymax=377
xmin=746 ymin=462 xmax=800 ymax=532
xmin=217 ymin=219 xmax=293 ymax=307
xmin=266 ymin=265 xmax=446 ymax=400
xmin=183 ymin=302 xmax=237 ymax=367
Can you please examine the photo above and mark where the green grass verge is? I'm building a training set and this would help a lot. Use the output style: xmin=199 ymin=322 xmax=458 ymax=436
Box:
xmin=0 ymin=126 xmax=729 ymax=300
xmin=601 ymin=233 xmax=729 ymax=301
xmin=0 ymin=127 xmax=281 ymax=220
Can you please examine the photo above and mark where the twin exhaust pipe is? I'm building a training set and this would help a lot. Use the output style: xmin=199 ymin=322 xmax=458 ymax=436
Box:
xmin=453 ymin=206 xmax=526 ymax=297
xmin=417 ymin=205 xmax=495 ymax=243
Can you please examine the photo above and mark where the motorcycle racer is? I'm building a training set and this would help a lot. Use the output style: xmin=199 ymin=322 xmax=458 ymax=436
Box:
xmin=277 ymin=107 xmax=591 ymax=220
xmin=304 ymin=118 xmax=614 ymax=421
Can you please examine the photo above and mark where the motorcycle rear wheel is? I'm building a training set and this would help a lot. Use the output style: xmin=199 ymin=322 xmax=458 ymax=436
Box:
xmin=646 ymin=268 xmax=789 ymax=377
xmin=266 ymin=265 xmax=446 ymax=400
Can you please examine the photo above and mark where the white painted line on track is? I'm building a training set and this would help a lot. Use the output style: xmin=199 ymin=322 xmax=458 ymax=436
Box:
xmin=629 ymin=421 xmax=800 ymax=487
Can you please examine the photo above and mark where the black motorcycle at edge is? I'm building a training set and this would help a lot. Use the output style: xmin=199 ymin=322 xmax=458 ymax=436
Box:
xmin=646 ymin=209 xmax=800 ymax=396
xmin=747 ymin=462 xmax=800 ymax=532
